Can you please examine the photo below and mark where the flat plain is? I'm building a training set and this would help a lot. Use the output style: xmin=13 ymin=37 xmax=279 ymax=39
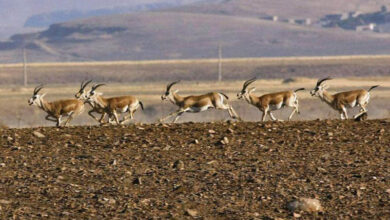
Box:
xmin=1 ymin=56 xmax=390 ymax=127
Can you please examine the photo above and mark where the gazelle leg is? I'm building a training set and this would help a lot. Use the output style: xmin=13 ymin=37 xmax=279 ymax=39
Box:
xmin=64 ymin=113 xmax=76 ymax=126
xmin=88 ymin=110 xmax=102 ymax=123
xmin=56 ymin=115 xmax=63 ymax=127
xmin=295 ymin=99 xmax=300 ymax=114
xmin=261 ymin=109 xmax=267 ymax=122
xmin=120 ymin=115 xmax=131 ymax=124
xmin=98 ymin=112 xmax=108 ymax=124
xmin=225 ymin=106 xmax=234 ymax=118
xmin=160 ymin=110 xmax=183 ymax=122
xmin=360 ymin=104 xmax=367 ymax=113
xmin=173 ymin=111 xmax=185 ymax=123
xmin=354 ymin=104 xmax=368 ymax=118
xmin=45 ymin=115 xmax=57 ymax=122
xmin=342 ymin=107 xmax=348 ymax=120
xmin=131 ymin=109 xmax=136 ymax=119
xmin=120 ymin=110 xmax=135 ymax=124
xmin=220 ymin=105 xmax=236 ymax=119
xmin=269 ymin=112 xmax=280 ymax=121
xmin=108 ymin=114 xmax=117 ymax=124
xmin=228 ymin=105 xmax=240 ymax=120
xmin=288 ymin=107 xmax=297 ymax=121
xmin=112 ymin=110 xmax=120 ymax=125
xmin=340 ymin=111 xmax=345 ymax=120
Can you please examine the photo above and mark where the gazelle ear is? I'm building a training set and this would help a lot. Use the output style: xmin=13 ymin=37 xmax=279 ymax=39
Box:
xmin=248 ymin=87 xmax=256 ymax=93
xmin=174 ymin=89 xmax=179 ymax=94
xmin=40 ymin=93 xmax=47 ymax=98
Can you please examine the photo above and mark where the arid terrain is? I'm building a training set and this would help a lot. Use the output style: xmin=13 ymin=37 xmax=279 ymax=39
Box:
xmin=0 ymin=120 xmax=389 ymax=218
xmin=1 ymin=1 xmax=390 ymax=218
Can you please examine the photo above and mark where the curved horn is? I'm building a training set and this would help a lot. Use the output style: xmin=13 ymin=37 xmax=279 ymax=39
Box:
xmin=34 ymin=84 xmax=44 ymax=94
xmin=242 ymin=77 xmax=257 ymax=90
xmin=166 ymin=80 xmax=180 ymax=91
xmin=91 ymin=83 xmax=105 ymax=91
xmin=81 ymin=80 xmax=92 ymax=90
xmin=316 ymin=77 xmax=332 ymax=87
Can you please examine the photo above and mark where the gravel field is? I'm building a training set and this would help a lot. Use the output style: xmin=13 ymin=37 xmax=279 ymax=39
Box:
xmin=0 ymin=119 xmax=389 ymax=218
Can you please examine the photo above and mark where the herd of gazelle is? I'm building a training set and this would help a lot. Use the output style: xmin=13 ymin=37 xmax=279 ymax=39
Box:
xmin=28 ymin=78 xmax=379 ymax=127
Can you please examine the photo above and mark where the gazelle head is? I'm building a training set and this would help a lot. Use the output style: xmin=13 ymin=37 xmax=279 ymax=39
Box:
xmin=237 ymin=77 xmax=257 ymax=99
xmin=75 ymin=80 xmax=92 ymax=99
xmin=161 ymin=81 xmax=180 ymax=101
xmin=86 ymin=83 xmax=105 ymax=102
xmin=310 ymin=77 xmax=331 ymax=97
xmin=28 ymin=85 xmax=45 ymax=106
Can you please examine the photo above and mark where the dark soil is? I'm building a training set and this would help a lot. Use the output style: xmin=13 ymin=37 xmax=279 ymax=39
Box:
xmin=0 ymin=120 xmax=389 ymax=219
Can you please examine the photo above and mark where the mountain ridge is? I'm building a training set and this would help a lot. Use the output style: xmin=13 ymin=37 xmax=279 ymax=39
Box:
xmin=2 ymin=1 xmax=390 ymax=63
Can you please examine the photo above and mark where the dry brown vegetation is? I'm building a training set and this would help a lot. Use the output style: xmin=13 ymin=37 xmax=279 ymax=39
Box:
xmin=2 ymin=55 xmax=390 ymax=85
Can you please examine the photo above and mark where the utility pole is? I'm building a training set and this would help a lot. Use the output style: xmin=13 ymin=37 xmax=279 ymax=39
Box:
xmin=218 ymin=44 xmax=222 ymax=82
xmin=23 ymin=48 xmax=28 ymax=87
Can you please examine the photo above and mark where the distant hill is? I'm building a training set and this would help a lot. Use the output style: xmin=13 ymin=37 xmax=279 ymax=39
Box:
xmin=2 ymin=1 xmax=390 ymax=63
xmin=168 ymin=0 xmax=390 ymax=20
xmin=24 ymin=0 xmax=203 ymax=28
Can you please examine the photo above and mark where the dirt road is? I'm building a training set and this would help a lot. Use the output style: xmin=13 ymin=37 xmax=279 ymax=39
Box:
xmin=0 ymin=120 xmax=389 ymax=218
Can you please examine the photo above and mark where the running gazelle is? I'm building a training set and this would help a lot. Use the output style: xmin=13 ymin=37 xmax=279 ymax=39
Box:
xmin=75 ymin=80 xmax=113 ymax=124
xmin=160 ymin=81 xmax=239 ymax=123
xmin=237 ymin=78 xmax=304 ymax=121
xmin=28 ymin=85 xmax=84 ymax=127
xmin=85 ymin=84 xmax=144 ymax=125
xmin=310 ymin=77 xmax=379 ymax=119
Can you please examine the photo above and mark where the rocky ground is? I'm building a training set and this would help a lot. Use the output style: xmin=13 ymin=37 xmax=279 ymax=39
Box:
xmin=0 ymin=119 xmax=389 ymax=219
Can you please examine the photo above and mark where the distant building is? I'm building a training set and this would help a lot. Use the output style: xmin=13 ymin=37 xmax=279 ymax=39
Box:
xmin=340 ymin=11 xmax=361 ymax=20
xmin=261 ymin=15 xmax=279 ymax=22
xmin=296 ymin=18 xmax=311 ymax=25
xmin=356 ymin=23 xmax=376 ymax=31
xmin=287 ymin=18 xmax=296 ymax=24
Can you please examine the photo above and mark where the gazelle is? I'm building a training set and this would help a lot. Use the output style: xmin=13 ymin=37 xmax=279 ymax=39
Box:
xmin=159 ymin=81 xmax=239 ymax=123
xmin=28 ymin=85 xmax=84 ymax=127
xmin=237 ymin=78 xmax=304 ymax=121
xmin=86 ymin=84 xmax=144 ymax=125
xmin=75 ymin=80 xmax=112 ymax=124
xmin=310 ymin=77 xmax=379 ymax=119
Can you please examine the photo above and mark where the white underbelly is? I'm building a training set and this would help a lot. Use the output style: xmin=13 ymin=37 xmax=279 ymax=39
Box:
xmin=187 ymin=105 xmax=211 ymax=112
xmin=346 ymin=100 xmax=357 ymax=108
xmin=269 ymin=102 xmax=283 ymax=111
xmin=117 ymin=106 xmax=129 ymax=113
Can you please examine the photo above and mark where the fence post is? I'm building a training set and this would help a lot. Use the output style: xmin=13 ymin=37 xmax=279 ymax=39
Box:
xmin=218 ymin=44 xmax=222 ymax=82
xmin=23 ymin=48 xmax=28 ymax=87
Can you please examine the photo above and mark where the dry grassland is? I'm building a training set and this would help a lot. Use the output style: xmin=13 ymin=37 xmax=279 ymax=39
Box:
xmin=1 ymin=55 xmax=390 ymax=85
